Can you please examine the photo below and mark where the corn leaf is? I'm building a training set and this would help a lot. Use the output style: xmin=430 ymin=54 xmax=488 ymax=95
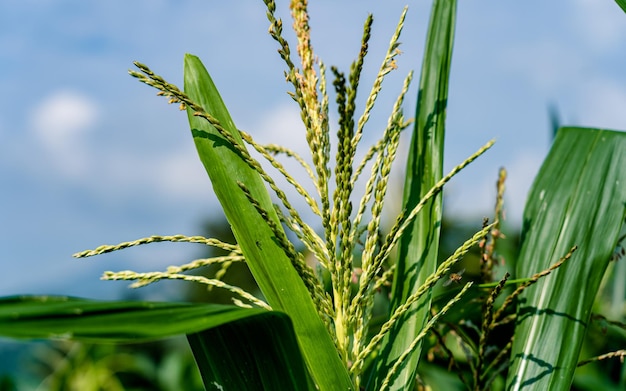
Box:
xmin=369 ymin=1 xmax=457 ymax=389
xmin=0 ymin=295 xmax=313 ymax=390
xmin=0 ymin=295 xmax=266 ymax=343
xmin=506 ymin=127 xmax=626 ymax=390
xmin=368 ymin=0 xmax=456 ymax=390
xmin=183 ymin=54 xmax=353 ymax=390
xmin=188 ymin=312 xmax=313 ymax=391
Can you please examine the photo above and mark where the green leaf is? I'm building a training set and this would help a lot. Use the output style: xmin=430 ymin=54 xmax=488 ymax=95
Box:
xmin=188 ymin=311 xmax=314 ymax=391
xmin=370 ymin=1 xmax=457 ymax=390
xmin=615 ymin=0 xmax=626 ymax=14
xmin=0 ymin=295 xmax=266 ymax=343
xmin=183 ymin=54 xmax=353 ymax=390
xmin=506 ymin=127 xmax=626 ymax=390
xmin=0 ymin=296 xmax=314 ymax=390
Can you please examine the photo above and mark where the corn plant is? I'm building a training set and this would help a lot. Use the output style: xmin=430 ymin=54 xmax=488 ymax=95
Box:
xmin=1 ymin=1 xmax=625 ymax=390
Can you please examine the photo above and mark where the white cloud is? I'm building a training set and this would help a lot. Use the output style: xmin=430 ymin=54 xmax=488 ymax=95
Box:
xmin=81 ymin=142 xmax=214 ymax=208
xmin=32 ymin=90 xmax=99 ymax=150
xmin=245 ymin=103 xmax=319 ymax=204
xmin=251 ymin=102 xmax=309 ymax=155
xmin=154 ymin=147 xmax=213 ymax=200
xmin=30 ymin=90 xmax=100 ymax=178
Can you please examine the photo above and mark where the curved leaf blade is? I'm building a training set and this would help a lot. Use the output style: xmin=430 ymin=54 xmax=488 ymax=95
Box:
xmin=506 ymin=127 xmax=626 ymax=390
xmin=370 ymin=1 xmax=457 ymax=390
xmin=183 ymin=54 xmax=353 ymax=390
xmin=0 ymin=295 xmax=266 ymax=343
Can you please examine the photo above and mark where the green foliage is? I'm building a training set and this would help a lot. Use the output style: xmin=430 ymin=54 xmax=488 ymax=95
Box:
xmin=506 ymin=128 xmax=626 ymax=389
xmin=181 ymin=54 xmax=352 ymax=389
xmin=374 ymin=1 xmax=457 ymax=389
xmin=1 ymin=2 xmax=625 ymax=390
xmin=29 ymin=341 xmax=203 ymax=391
xmin=0 ymin=296 xmax=267 ymax=342
xmin=188 ymin=312 xmax=312 ymax=391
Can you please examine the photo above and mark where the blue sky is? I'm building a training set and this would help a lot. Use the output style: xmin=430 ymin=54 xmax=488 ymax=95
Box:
xmin=1 ymin=1 xmax=625 ymax=300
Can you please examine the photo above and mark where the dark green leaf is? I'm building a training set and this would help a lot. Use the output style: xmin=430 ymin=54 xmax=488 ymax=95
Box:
xmin=188 ymin=312 xmax=314 ymax=391
xmin=0 ymin=295 xmax=266 ymax=343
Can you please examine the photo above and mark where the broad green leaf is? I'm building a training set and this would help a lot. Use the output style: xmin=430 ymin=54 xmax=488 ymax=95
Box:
xmin=183 ymin=54 xmax=353 ymax=390
xmin=506 ymin=127 xmax=626 ymax=390
xmin=188 ymin=311 xmax=314 ymax=391
xmin=371 ymin=1 xmax=457 ymax=390
xmin=0 ymin=295 xmax=266 ymax=343
xmin=616 ymin=0 xmax=626 ymax=14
